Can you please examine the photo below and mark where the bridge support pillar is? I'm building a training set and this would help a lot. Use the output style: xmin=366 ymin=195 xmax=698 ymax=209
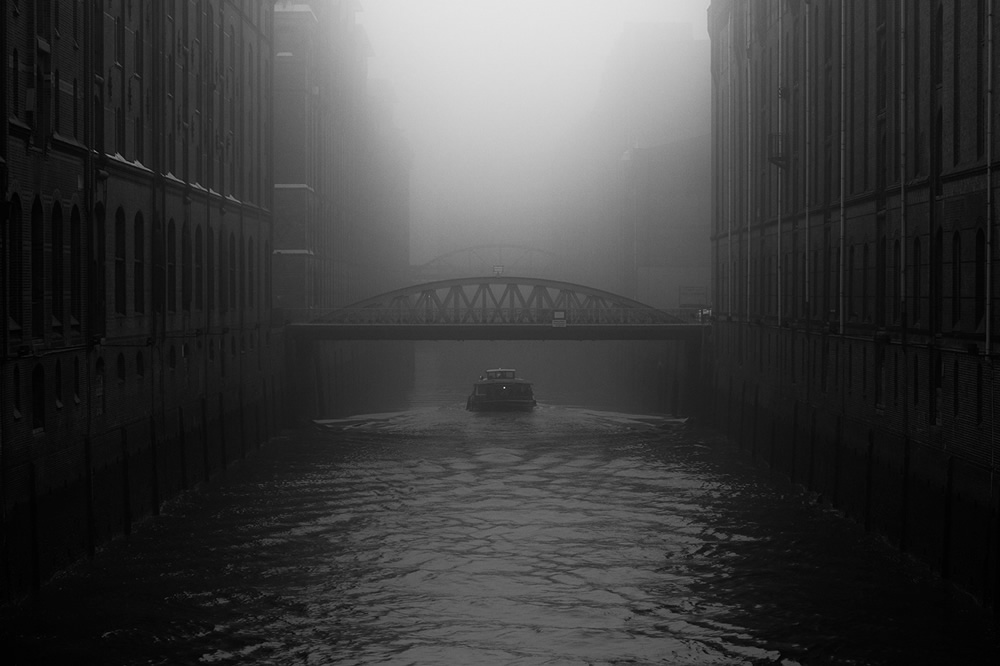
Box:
xmin=682 ymin=334 xmax=707 ymax=418
xmin=284 ymin=337 xmax=320 ymax=426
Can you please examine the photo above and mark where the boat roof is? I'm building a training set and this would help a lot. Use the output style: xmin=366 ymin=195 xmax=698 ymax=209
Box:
xmin=477 ymin=368 xmax=530 ymax=383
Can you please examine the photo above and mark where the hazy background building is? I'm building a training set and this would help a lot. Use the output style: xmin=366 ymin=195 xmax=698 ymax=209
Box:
xmin=272 ymin=0 xmax=411 ymax=315
xmin=548 ymin=22 xmax=711 ymax=307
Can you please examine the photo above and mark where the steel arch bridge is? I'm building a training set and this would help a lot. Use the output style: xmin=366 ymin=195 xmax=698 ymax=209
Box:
xmin=412 ymin=244 xmax=563 ymax=281
xmin=286 ymin=277 xmax=706 ymax=341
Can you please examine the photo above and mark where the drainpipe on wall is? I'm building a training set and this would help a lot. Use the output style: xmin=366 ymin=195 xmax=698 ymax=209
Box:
xmin=986 ymin=0 xmax=995 ymax=477
xmin=839 ymin=0 xmax=847 ymax=335
xmin=987 ymin=0 xmax=994 ymax=360
xmin=804 ymin=1 xmax=812 ymax=324
xmin=84 ymin=0 xmax=96 ymax=442
xmin=746 ymin=2 xmax=753 ymax=322
xmin=899 ymin=0 xmax=908 ymax=337
xmin=727 ymin=15 xmax=734 ymax=318
xmin=777 ymin=9 xmax=784 ymax=324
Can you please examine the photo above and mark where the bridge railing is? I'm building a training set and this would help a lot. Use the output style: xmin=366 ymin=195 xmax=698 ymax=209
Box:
xmin=279 ymin=307 xmax=708 ymax=326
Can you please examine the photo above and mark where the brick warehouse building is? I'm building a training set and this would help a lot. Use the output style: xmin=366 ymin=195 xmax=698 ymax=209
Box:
xmin=1 ymin=1 xmax=282 ymax=599
xmin=273 ymin=1 xmax=413 ymax=422
xmin=709 ymin=1 xmax=999 ymax=604
xmin=272 ymin=1 xmax=410 ymax=314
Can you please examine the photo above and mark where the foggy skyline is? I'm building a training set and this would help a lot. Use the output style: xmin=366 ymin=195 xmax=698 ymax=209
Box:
xmin=357 ymin=0 xmax=711 ymax=262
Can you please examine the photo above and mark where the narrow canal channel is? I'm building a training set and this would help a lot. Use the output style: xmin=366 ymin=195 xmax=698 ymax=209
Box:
xmin=3 ymin=399 xmax=998 ymax=664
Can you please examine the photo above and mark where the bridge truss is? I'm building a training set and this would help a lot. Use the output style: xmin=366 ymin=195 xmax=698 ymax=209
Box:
xmin=287 ymin=277 xmax=705 ymax=341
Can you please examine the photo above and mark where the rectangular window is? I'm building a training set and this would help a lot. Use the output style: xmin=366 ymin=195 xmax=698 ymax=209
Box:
xmin=115 ymin=17 xmax=124 ymax=65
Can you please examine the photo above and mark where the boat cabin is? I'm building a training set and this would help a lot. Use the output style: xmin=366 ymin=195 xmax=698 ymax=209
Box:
xmin=467 ymin=368 xmax=536 ymax=411
xmin=483 ymin=368 xmax=517 ymax=381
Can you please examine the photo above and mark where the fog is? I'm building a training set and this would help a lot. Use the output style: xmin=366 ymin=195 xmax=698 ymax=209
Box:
xmin=359 ymin=0 xmax=711 ymax=307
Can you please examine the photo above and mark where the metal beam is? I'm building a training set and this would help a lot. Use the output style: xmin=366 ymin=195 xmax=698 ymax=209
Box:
xmin=287 ymin=323 xmax=707 ymax=341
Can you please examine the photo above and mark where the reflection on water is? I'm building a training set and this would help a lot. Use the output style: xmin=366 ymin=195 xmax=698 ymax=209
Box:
xmin=2 ymin=403 xmax=998 ymax=665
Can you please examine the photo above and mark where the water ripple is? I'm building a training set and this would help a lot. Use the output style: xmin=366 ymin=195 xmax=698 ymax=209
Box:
xmin=2 ymin=406 xmax=997 ymax=665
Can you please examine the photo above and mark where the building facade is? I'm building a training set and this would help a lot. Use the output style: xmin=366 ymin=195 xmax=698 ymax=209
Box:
xmin=2 ymin=0 xmax=281 ymax=600
xmin=709 ymin=0 xmax=998 ymax=605
xmin=549 ymin=23 xmax=712 ymax=309
xmin=272 ymin=0 xmax=410 ymax=315
xmin=272 ymin=1 xmax=413 ymax=422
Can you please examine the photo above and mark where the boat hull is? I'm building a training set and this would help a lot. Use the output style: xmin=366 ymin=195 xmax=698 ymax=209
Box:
xmin=466 ymin=397 xmax=536 ymax=412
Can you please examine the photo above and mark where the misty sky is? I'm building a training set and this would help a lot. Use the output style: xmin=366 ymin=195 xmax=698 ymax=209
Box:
xmin=357 ymin=0 xmax=711 ymax=259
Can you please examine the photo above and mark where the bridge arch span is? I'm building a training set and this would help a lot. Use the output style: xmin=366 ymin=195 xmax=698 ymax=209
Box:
xmin=413 ymin=244 xmax=563 ymax=281
xmin=314 ymin=276 xmax=685 ymax=326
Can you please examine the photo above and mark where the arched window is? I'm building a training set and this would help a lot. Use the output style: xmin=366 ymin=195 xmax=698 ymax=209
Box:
xmin=95 ymin=357 xmax=105 ymax=416
xmin=91 ymin=203 xmax=106 ymax=335
xmin=264 ymin=241 xmax=270 ymax=310
xmin=954 ymin=360 xmax=960 ymax=416
xmin=7 ymin=195 xmax=24 ymax=335
xmin=70 ymin=206 xmax=82 ymax=330
xmin=952 ymin=231 xmax=962 ymax=326
xmin=32 ymin=365 xmax=45 ymax=430
xmin=207 ymin=227 xmax=215 ymax=312
xmin=862 ymin=243 xmax=870 ymax=322
xmin=11 ymin=50 xmax=19 ymax=117
xmin=54 ymin=69 xmax=61 ymax=133
xmin=932 ymin=4 xmax=944 ymax=86
xmin=51 ymin=202 xmax=64 ymax=330
xmin=73 ymin=78 xmax=79 ymax=139
xmin=31 ymin=197 xmax=44 ymax=338
xmin=975 ymin=228 xmax=986 ymax=326
xmin=912 ymin=237 xmax=922 ymax=325
xmin=54 ymin=359 xmax=63 ymax=409
xmin=182 ymin=221 xmax=192 ymax=310
xmin=167 ymin=219 xmax=177 ymax=312
xmin=876 ymin=235 xmax=887 ymax=327
xmin=116 ymin=353 xmax=126 ymax=384
xmin=892 ymin=239 xmax=901 ymax=323
xmin=229 ymin=233 xmax=237 ymax=310
xmin=12 ymin=365 xmax=22 ymax=419
xmin=847 ymin=245 xmax=855 ymax=318
xmin=152 ymin=219 xmax=164 ymax=313
xmin=114 ymin=207 xmax=127 ymax=315
xmin=248 ymin=237 xmax=255 ymax=308
xmin=195 ymin=226 xmax=204 ymax=310
xmin=219 ymin=226 xmax=227 ymax=312
xmin=952 ymin=2 xmax=962 ymax=165
xmin=94 ymin=94 xmax=104 ymax=153
xmin=933 ymin=228 xmax=944 ymax=331
xmin=239 ymin=235 xmax=246 ymax=308
xmin=134 ymin=212 xmax=145 ymax=313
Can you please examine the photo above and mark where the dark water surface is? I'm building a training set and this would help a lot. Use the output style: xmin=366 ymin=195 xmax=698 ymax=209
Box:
xmin=3 ymin=403 xmax=998 ymax=665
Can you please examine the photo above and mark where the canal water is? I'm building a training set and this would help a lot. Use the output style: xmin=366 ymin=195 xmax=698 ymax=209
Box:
xmin=3 ymin=396 xmax=999 ymax=664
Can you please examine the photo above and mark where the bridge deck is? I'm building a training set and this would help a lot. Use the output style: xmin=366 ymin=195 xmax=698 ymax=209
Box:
xmin=287 ymin=322 xmax=707 ymax=341
xmin=284 ymin=277 xmax=709 ymax=342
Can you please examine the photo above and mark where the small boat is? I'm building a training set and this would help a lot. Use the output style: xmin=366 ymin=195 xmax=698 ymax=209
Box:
xmin=466 ymin=368 xmax=537 ymax=411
